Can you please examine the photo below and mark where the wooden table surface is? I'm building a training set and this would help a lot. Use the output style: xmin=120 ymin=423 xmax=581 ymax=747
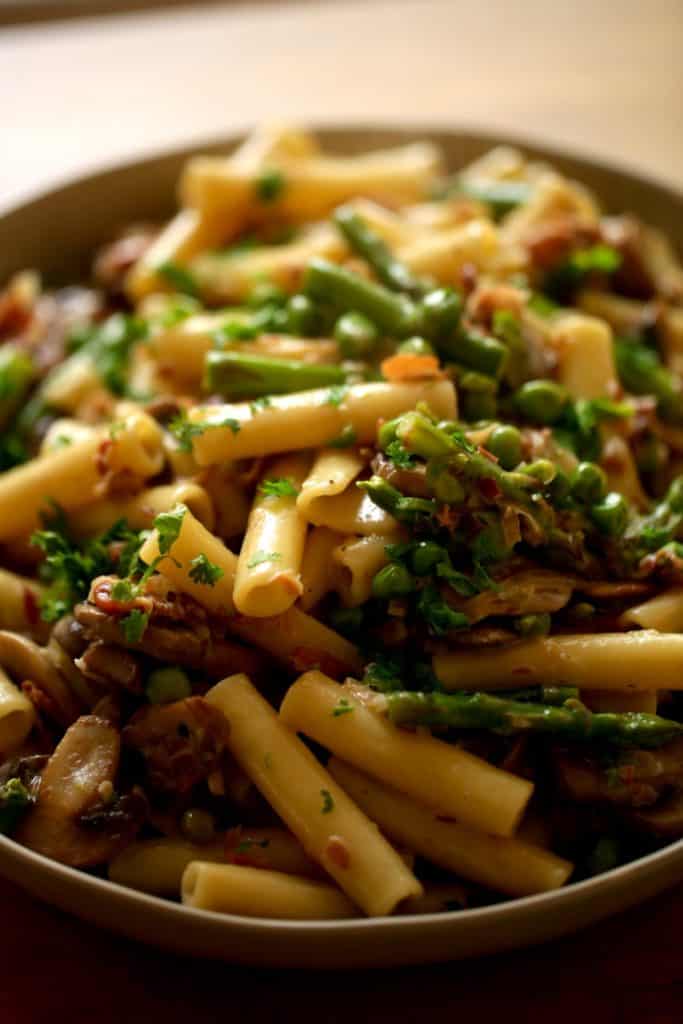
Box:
xmin=2 ymin=1 xmax=683 ymax=1020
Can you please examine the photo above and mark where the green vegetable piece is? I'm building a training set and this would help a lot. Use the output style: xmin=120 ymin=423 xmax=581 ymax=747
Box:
xmin=157 ymin=261 xmax=199 ymax=298
xmin=247 ymin=281 xmax=288 ymax=309
xmin=397 ymin=336 xmax=435 ymax=357
xmin=417 ymin=287 xmax=463 ymax=342
xmin=120 ymin=609 xmax=150 ymax=644
xmin=372 ymin=562 xmax=416 ymax=599
xmin=146 ymin=666 xmax=192 ymax=704
xmin=255 ymin=168 xmax=286 ymax=203
xmin=486 ymin=424 xmax=522 ymax=470
xmin=514 ymin=379 xmax=569 ymax=425
xmin=247 ymin=550 xmax=282 ymax=568
xmin=334 ymin=206 xmax=426 ymax=296
xmin=304 ymin=258 xmax=418 ymax=337
xmin=442 ymin=326 xmax=507 ymax=378
xmin=409 ymin=540 xmax=448 ymax=576
xmin=386 ymin=691 xmax=683 ymax=747
xmin=570 ymin=461 xmax=608 ymax=504
xmin=590 ymin=492 xmax=629 ymax=536
xmin=518 ymin=459 xmax=557 ymax=486
xmin=615 ymin=338 xmax=683 ymax=425
xmin=320 ymin=788 xmax=334 ymax=814
xmin=417 ymin=584 xmax=469 ymax=635
xmin=188 ymin=553 xmax=224 ymax=586
xmin=204 ymin=350 xmax=345 ymax=399
xmin=286 ymin=294 xmax=320 ymax=336
xmin=0 ymin=345 xmax=33 ymax=430
xmin=327 ymin=425 xmax=358 ymax=448
xmin=514 ymin=612 xmax=551 ymax=637
xmin=358 ymin=476 xmax=437 ymax=524
xmin=462 ymin=390 xmax=497 ymax=421
xmin=587 ymin=837 xmax=620 ymax=877
xmin=0 ymin=778 xmax=33 ymax=835
xmin=259 ymin=477 xmax=300 ymax=499
xmin=154 ymin=504 xmax=187 ymax=555
xmin=446 ymin=179 xmax=532 ymax=219
xmin=334 ymin=311 xmax=379 ymax=359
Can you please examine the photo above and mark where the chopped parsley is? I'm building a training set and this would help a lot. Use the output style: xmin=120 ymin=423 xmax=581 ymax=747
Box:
xmin=169 ymin=412 xmax=241 ymax=452
xmin=247 ymin=550 xmax=282 ymax=569
xmin=417 ymin=584 xmax=469 ymax=635
xmin=120 ymin=609 xmax=150 ymax=644
xmin=189 ymin=553 xmax=224 ymax=586
xmin=156 ymin=261 xmax=199 ymax=298
xmin=255 ymin=168 xmax=286 ymax=203
xmin=80 ymin=313 xmax=148 ymax=396
xmin=0 ymin=778 xmax=33 ymax=835
xmin=154 ymin=505 xmax=187 ymax=555
xmin=32 ymin=515 xmax=141 ymax=622
xmin=250 ymin=395 xmax=273 ymax=415
xmin=327 ymin=425 xmax=357 ymax=448
xmin=111 ymin=578 xmax=136 ymax=602
xmin=325 ymin=385 xmax=348 ymax=408
xmin=259 ymin=477 xmax=300 ymax=499
xmin=385 ymin=439 xmax=417 ymax=469
xmin=332 ymin=698 xmax=354 ymax=717
xmin=320 ymin=789 xmax=334 ymax=814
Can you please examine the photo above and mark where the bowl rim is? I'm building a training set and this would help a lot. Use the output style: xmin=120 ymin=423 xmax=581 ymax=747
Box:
xmin=1 ymin=121 xmax=682 ymax=943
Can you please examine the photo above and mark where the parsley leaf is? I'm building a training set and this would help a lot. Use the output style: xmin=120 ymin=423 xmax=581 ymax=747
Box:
xmin=385 ymin=439 xmax=417 ymax=469
xmin=169 ymin=412 xmax=240 ymax=452
xmin=0 ymin=778 xmax=34 ymax=836
xmin=157 ymin=261 xmax=199 ymax=298
xmin=247 ymin=550 xmax=282 ymax=569
xmin=332 ymin=698 xmax=354 ymax=717
xmin=255 ymin=168 xmax=286 ymax=203
xmin=259 ymin=477 xmax=299 ymax=499
xmin=120 ymin=609 xmax=150 ymax=644
xmin=188 ymin=553 xmax=224 ymax=586
xmin=417 ymin=584 xmax=469 ymax=635
xmin=154 ymin=505 xmax=187 ymax=555
xmin=84 ymin=314 xmax=148 ymax=396
xmin=250 ymin=395 xmax=273 ymax=414
xmin=328 ymin=425 xmax=357 ymax=448
xmin=325 ymin=385 xmax=348 ymax=408
xmin=320 ymin=789 xmax=334 ymax=814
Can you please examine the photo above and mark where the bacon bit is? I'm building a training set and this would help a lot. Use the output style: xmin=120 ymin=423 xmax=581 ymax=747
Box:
xmin=380 ymin=353 xmax=443 ymax=382
xmin=459 ymin=262 xmax=478 ymax=295
xmin=478 ymin=476 xmax=502 ymax=501
xmin=436 ymin=504 xmax=460 ymax=529
xmin=291 ymin=647 xmax=351 ymax=679
xmin=23 ymin=586 xmax=39 ymax=627
xmin=324 ymin=835 xmax=350 ymax=870
xmin=95 ymin=439 xmax=113 ymax=478
xmin=467 ymin=283 xmax=524 ymax=327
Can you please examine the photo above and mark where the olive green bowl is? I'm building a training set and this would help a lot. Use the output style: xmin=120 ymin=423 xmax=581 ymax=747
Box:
xmin=0 ymin=127 xmax=681 ymax=967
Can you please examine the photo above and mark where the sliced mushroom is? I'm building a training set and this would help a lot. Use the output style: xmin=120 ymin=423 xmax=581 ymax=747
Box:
xmin=16 ymin=714 xmax=144 ymax=866
xmin=627 ymin=788 xmax=683 ymax=837
xmin=0 ymin=630 xmax=81 ymax=726
xmin=456 ymin=569 xmax=575 ymax=625
xmin=554 ymin=741 xmax=683 ymax=810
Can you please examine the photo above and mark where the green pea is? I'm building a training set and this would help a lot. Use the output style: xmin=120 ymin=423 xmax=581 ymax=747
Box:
xmin=514 ymin=379 xmax=569 ymax=425
xmin=462 ymin=390 xmax=497 ymax=422
xmin=419 ymin=287 xmax=463 ymax=341
xmin=570 ymin=461 xmax=608 ymax=504
xmin=519 ymin=459 xmax=557 ymax=485
xmin=590 ymin=492 xmax=629 ymax=536
xmin=397 ymin=336 xmax=435 ymax=357
xmin=372 ymin=563 xmax=416 ymax=599
xmin=181 ymin=808 xmax=216 ymax=845
xmin=334 ymin=311 xmax=379 ymax=358
xmin=548 ymin=468 xmax=572 ymax=504
xmin=430 ymin=468 xmax=466 ymax=504
xmin=329 ymin=606 xmax=363 ymax=635
xmin=514 ymin=613 xmax=551 ymax=637
xmin=486 ymin=424 xmax=522 ymax=470
xmin=247 ymin=281 xmax=288 ymax=309
xmin=286 ymin=294 xmax=320 ymax=336
xmin=146 ymin=666 xmax=192 ymax=705
xmin=587 ymin=837 xmax=620 ymax=877
xmin=410 ymin=541 xmax=447 ymax=576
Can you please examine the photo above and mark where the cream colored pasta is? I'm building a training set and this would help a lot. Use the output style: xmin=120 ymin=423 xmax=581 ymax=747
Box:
xmin=40 ymin=419 xmax=97 ymax=453
xmin=187 ymin=379 xmax=457 ymax=465
xmin=297 ymin=448 xmax=398 ymax=535
xmin=551 ymin=312 xmax=619 ymax=400
xmin=397 ymin=219 xmax=499 ymax=283
xmin=0 ymin=412 xmax=164 ymax=540
xmin=69 ymin=481 xmax=215 ymax=537
xmin=139 ymin=505 xmax=237 ymax=614
xmin=329 ymin=759 xmax=572 ymax=897
xmin=622 ymin=588 xmax=683 ymax=633
xmin=333 ymin=534 xmax=393 ymax=607
xmin=582 ymin=690 xmax=658 ymax=714
xmin=233 ymin=453 xmax=310 ymax=617
xmin=229 ymin=605 xmax=363 ymax=677
xmin=223 ymin=825 xmax=322 ymax=878
xmin=298 ymin=526 xmax=345 ymax=612
xmin=433 ymin=632 xmax=683 ymax=692
xmin=205 ymin=674 xmax=422 ymax=916
xmin=0 ymin=569 xmax=44 ymax=634
xmin=182 ymin=862 xmax=358 ymax=919
xmin=108 ymin=838 xmax=227 ymax=896
xmin=279 ymin=671 xmax=533 ymax=837
xmin=0 ymin=666 xmax=36 ymax=754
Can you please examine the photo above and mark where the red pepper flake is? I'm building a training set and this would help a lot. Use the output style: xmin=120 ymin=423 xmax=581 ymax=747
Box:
xmin=324 ymin=835 xmax=350 ymax=870
xmin=478 ymin=476 xmax=501 ymax=501
xmin=96 ymin=438 xmax=113 ymax=476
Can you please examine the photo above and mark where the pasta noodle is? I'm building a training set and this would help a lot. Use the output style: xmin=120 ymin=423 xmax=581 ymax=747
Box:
xmin=279 ymin=671 xmax=533 ymax=837
xmin=298 ymin=526 xmax=345 ymax=612
xmin=206 ymin=674 xmax=422 ymax=916
xmin=0 ymin=666 xmax=36 ymax=754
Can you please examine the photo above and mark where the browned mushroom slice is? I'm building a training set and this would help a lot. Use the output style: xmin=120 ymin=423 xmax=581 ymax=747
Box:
xmin=0 ymin=631 xmax=82 ymax=726
xmin=122 ymin=697 xmax=231 ymax=794
xmin=554 ymin=740 xmax=683 ymax=811
xmin=628 ymin=789 xmax=683 ymax=837
xmin=16 ymin=714 xmax=144 ymax=866
xmin=455 ymin=569 xmax=575 ymax=625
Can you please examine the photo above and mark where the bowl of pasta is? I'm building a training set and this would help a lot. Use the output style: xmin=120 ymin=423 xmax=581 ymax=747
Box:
xmin=0 ymin=124 xmax=681 ymax=967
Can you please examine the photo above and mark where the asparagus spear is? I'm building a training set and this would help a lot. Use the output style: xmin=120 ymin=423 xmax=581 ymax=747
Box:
xmin=334 ymin=206 xmax=427 ymax=296
xmin=615 ymin=338 xmax=683 ymax=425
xmin=304 ymin=258 xmax=419 ymax=337
xmin=622 ymin=476 xmax=683 ymax=563
xmin=204 ymin=350 xmax=346 ymax=399
xmin=0 ymin=345 xmax=34 ymax=430
xmin=434 ymin=178 xmax=532 ymax=219
xmin=385 ymin=690 xmax=683 ymax=748
xmin=358 ymin=476 xmax=438 ymax=524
